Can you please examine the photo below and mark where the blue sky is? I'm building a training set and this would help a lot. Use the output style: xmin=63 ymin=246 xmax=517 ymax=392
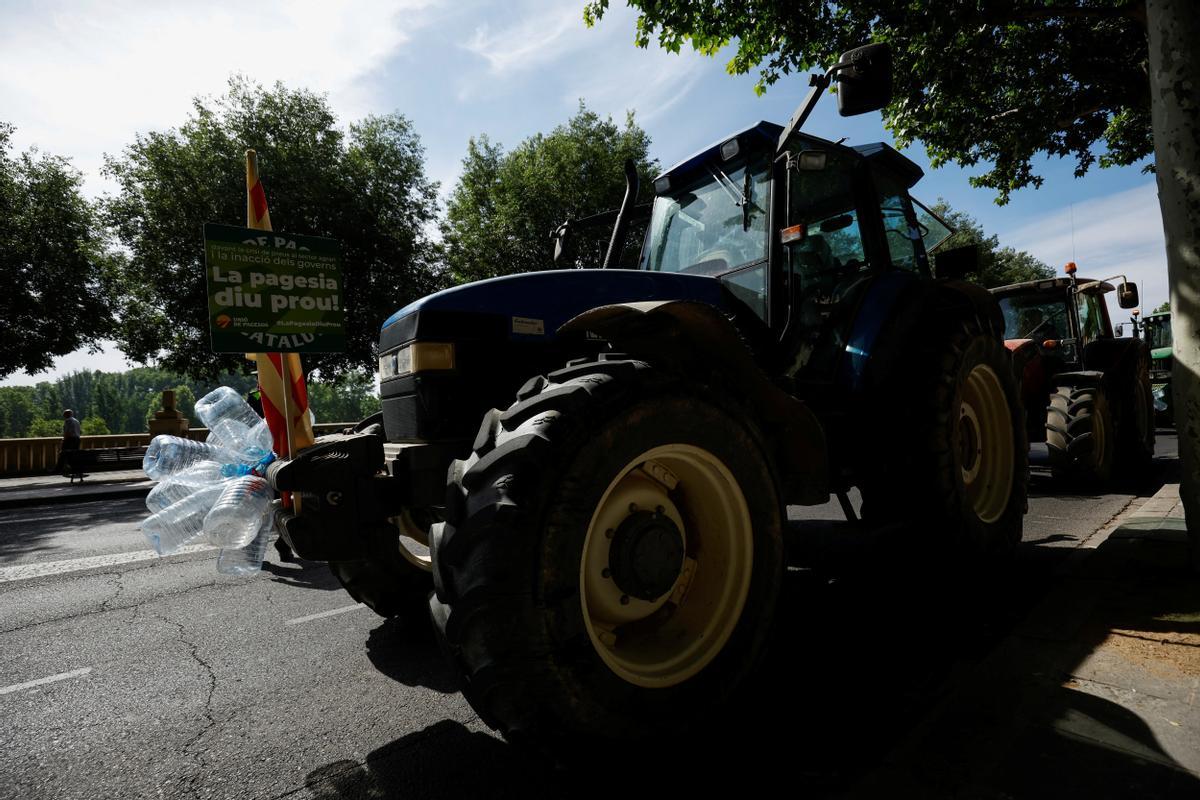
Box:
xmin=0 ymin=0 xmax=1166 ymax=384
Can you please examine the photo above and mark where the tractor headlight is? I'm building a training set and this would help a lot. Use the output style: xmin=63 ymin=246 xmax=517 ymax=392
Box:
xmin=379 ymin=342 xmax=455 ymax=381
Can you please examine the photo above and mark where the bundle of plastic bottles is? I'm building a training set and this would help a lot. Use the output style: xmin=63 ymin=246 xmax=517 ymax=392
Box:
xmin=140 ymin=386 xmax=279 ymax=576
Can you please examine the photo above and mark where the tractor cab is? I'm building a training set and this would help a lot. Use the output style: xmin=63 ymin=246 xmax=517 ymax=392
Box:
xmin=640 ymin=122 xmax=949 ymax=393
xmin=991 ymin=276 xmax=1124 ymax=369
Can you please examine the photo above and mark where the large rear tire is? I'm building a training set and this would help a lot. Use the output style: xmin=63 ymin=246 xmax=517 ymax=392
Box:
xmin=1046 ymin=384 xmax=1115 ymax=484
xmin=429 ymin=357 xmax=783 ymax=747
xmin=1116 ymin=352 xmax=1155 ymax=472
xmin=328 ymin=511 xmax=434 ymax=620
xmin=861 ymin=318 xmax=1027 ymax=557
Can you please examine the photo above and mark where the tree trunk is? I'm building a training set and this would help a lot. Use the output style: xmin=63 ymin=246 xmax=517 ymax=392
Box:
xmin=1147 ymin=0 xmax=1200 ymax=564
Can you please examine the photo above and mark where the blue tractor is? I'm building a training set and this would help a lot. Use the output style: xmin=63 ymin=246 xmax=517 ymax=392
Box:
xmin=267 ymin=45 xmax=1026 ymax=748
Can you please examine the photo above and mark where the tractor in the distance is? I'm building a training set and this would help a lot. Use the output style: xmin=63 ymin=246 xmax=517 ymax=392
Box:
xmin=991 ymin=264 xmax=1154 ymax=483
xmin=1132 ymin=310 xmax=1174 ymax=425
xmin=266 ymin=44 xmax=1028 ymax=751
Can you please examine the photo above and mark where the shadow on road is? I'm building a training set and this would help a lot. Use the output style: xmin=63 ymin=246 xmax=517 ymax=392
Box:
xmin=261 ymin=559 xmax=343 ymax=592
xmin=0 ymin=496 xmax=147 ymax=562
xmin=330 ymin=502 xmax=1196 ymax=797
xmin=365 ymin=617 xmax=459 ymax=694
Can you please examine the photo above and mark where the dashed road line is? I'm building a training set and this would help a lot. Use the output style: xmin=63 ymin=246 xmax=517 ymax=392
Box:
xmin=0 ymin=667 xmax=92 ymax=696
xmin=285 ymin=603 xmax=365 ymax=626
xmin=0 ymin=545 xmax=215 ymax=583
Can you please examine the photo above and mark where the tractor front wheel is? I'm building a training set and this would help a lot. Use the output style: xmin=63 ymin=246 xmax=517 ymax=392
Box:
xmin=1046 ymin=384 xmax=1116 ymax=484
xmin=429 ymin=357 xmax=783 ymax=747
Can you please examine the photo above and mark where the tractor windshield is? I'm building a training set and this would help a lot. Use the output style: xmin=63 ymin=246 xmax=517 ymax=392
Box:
xmin=997 ymin=294 xmax=1071 ymax=341
xmin=1145 ymin=316 xmax=1173 ymax=350
xmin=642 ymin=156 xmax=771 ymax=275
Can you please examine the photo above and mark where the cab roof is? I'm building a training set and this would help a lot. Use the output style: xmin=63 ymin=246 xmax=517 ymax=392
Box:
xmin=991 ymin=277 xmax=1114 ymax=297
xmin=653 ymin=120 xmax=924 ymax=191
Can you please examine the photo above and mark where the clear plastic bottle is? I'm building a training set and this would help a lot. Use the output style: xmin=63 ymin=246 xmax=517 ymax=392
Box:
xmin=142 ymin=436 xmax=244 ymax=482
xmin=203 ymin=475 xmax=272 ymax=549
xmin=145 ymin=480 xmax=197 ymax=514
xmin=195 ymin=386 xmax=273 ymax=457
xmin=142 ymin=484 xmax=224 ymax=555
xmin=216 ymin=513 xmax=276 ymax=576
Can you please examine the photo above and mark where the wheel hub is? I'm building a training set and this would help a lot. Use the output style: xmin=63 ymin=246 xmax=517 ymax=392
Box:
xmin=609 ymin=509 xmax=685 ymax=602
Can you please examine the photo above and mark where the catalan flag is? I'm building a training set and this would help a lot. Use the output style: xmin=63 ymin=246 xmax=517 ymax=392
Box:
xmin=245 ymin=150 xmax=315 ymax=459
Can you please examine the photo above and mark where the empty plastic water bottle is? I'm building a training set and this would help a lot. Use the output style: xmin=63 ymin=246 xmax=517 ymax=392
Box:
xmin=142 ymin=484 xmax=224 ymax=555
xmin=195 ymin=387 xmax=273 ymax=457
xmin=145 ymin=480 xmax=198 ymax=514
xmin=203 ymin=475 xmax=272 ymax=549
xmin=216 ymin=512 xmax=276 ymax=576
xmin=142 ymin=436 xmax=244 ymax=482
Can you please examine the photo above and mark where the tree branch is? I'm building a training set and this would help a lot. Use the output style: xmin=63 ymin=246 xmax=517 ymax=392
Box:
xmin=986 ymin=2 xmax=1146 ymax=28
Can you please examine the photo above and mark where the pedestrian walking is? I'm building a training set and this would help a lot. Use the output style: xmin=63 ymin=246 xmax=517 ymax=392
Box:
xmin=55 ymin=409 xmax=82 ymax=475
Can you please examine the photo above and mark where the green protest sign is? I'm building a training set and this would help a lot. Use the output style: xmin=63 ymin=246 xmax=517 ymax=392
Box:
xmin=203 ymin=223 xmax=345 ymax=353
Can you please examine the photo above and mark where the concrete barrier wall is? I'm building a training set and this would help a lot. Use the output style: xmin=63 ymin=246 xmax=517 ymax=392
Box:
xmin=0 ymin=423 xmax=350 ymax=476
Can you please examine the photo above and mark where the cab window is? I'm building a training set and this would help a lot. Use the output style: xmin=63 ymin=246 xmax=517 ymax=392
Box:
xmin=642 ymin=156 xmax=771 ymax=275
xmin=875 ymin=173 xmax=924 ymax=274
xmin=1077 ymin=292 xmax=1107 ymax=344
xmin=787 ymin=148 xmax=868 ymax=290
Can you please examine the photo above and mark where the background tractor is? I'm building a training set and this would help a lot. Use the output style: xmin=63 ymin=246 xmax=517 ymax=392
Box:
xmin=991 ymin=265 xmax=1154 ymax=483
xmin=266 ymin=44 xmax=1027 ymax=749
xmin=1141 ymin=310 xmax=1174 ymax=425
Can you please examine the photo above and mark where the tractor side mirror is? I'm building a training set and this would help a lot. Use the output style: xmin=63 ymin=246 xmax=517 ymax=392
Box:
xmin=1117 ymin=281 xmax=1139 ymax=309
xmin=932 ymin=244 xmax=979 ymax=280
xmin=835 ymin=43 xmax=893 ymax=117
xmin=551 ymin=221 xmax=570 ymax=265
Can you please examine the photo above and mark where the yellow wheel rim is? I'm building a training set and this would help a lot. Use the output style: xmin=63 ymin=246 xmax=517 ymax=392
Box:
xmin=958 ymin=364 xmax=1014 ymax=524
xmin=391 ymin=509 xmax=432 ymax=572
xmin=580 ymin=444 xmax=753 ymax=688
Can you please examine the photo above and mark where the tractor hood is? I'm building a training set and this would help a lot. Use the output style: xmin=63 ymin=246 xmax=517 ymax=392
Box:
xmin=379 ymin=269 xmax=728 ymax=351
xmin=1152 ymin=347 xmax=1173 ymax=360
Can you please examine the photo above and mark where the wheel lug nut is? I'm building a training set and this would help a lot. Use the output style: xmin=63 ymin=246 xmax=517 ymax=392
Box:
xmin=628 ymin=503 xmax=638 ymax=513
xmin=605 ymin=528 xmax=614 ymax=539
xmin=620 ymin=595 xmax=630 ymax=605
xmin=601 ymin=568 xmax=611 ymax=579
xmin=655 ymin=505 xmax=665 ymax=515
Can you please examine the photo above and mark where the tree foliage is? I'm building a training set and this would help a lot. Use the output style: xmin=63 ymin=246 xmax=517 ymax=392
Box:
xmin=103 ymin=77 xmax=442 ymax=381
xmin=442 ymin=103 xmax=658 ymax=282
xmin=0 ymin=123 xmax=115 ymax=378
xmin=585 ymin=1 xmax=1152 ymax=202
xmin=306 ymin=370 xmax=382 ymax=424
xmin=921 ymin=200 xmax=1055 ymax=288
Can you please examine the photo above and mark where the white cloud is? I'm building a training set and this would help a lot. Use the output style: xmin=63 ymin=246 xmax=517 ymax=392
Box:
xmin=998 ymin=182 xmax=1170 ymax=320
xmin=0 ymin=341 xmax=136 ymax=387
xmin=463 ymin=4 xmax=581 ymax=74
xmin=0 ymin=0 xmax=439 ymax=196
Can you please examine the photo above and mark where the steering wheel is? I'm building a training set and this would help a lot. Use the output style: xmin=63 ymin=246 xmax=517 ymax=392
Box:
xmin=682 ymin=249 xmax=735 ymax=275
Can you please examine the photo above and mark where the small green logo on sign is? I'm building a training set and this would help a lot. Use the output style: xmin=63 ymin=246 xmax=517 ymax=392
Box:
xmin=203 ymin=223 xmax=345 ymax=353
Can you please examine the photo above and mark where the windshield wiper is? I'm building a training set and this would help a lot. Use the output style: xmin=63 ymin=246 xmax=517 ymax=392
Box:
xmin=706 ymin=165 xmax=746 ymax=209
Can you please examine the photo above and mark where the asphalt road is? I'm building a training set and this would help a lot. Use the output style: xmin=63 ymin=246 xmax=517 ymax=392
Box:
xmin=0 ymin=433 xmax=1178 ymax=800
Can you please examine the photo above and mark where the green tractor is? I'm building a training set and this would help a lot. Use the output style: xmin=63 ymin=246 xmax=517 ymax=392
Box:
xmin=992 ymin=265 xmax=1154 ymax=483
xmin=1141 ymin=310 xmax=1174 ymax=425
xmin=267 ymin=44 xmax=1027 ymax=748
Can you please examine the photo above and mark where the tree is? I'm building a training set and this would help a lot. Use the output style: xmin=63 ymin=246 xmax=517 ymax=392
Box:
xmin=306 ymin=370 xmax=382 ymax=424
xmin=921 ymin=201 xmax=1055 ymax=288
xmin=27 ymin=418 xmax=60 ymax=438
xmin=586 ymin=0 xmax=1200 ymax=555
xmin=1153 ymin=301 xmax=1170 ymax=314
xmin=103 ymin=77 xmax=442 ymax=382
xmin=0 ymin=123 xmax=115 ymax=378
xmin=80 ymin=416 xmax=110 ymax=436
xmin=442 ymin=103 xmax=658 ymax=283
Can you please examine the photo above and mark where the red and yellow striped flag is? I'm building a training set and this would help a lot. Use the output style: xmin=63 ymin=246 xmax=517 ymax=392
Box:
xmin=245 ymin=150 xmax=315 ymax=459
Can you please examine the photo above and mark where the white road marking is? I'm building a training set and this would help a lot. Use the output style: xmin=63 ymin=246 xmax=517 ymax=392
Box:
xmin=0 ymin=545 xmax=215 ymax=583
xmin=0 ymin=667 xmax=92 ymax=696
xmin=285 ymin=603 xmax=366 ymax=626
